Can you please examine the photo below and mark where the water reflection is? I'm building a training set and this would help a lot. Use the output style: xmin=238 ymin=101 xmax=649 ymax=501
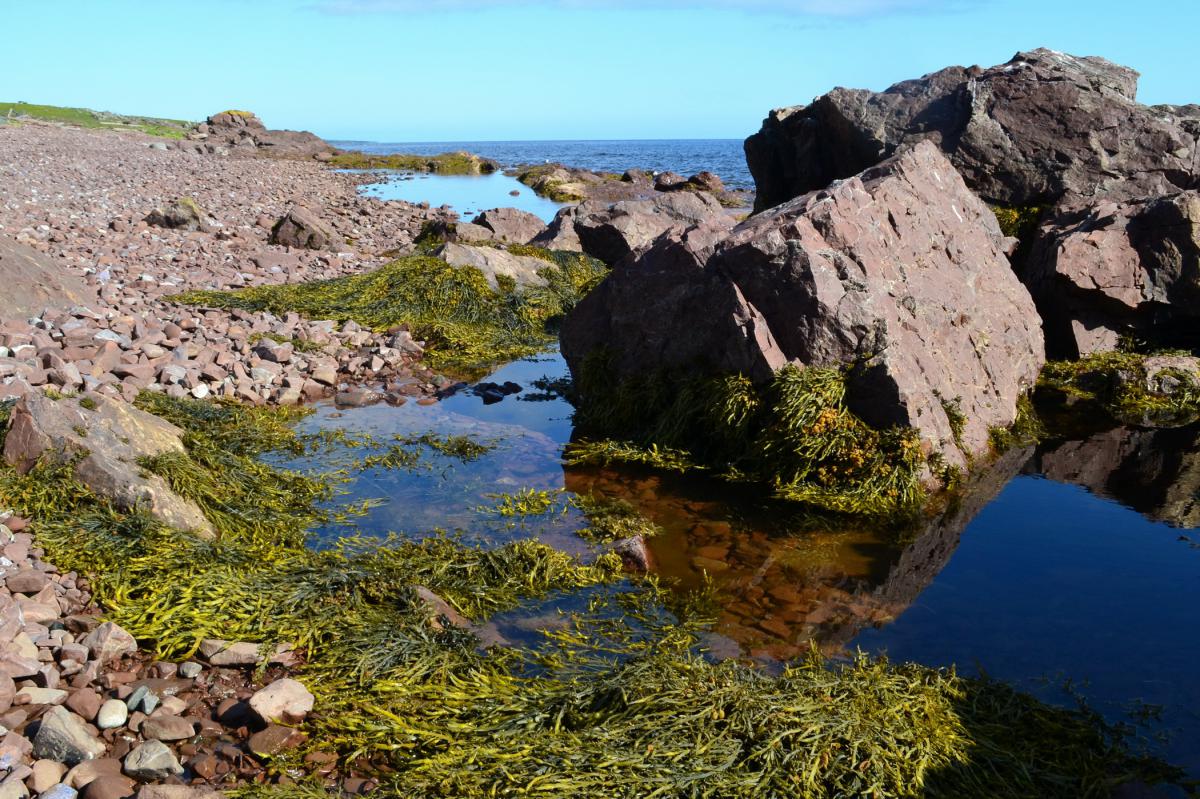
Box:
xmin=356 ymin=170 xmax=564 ymax=222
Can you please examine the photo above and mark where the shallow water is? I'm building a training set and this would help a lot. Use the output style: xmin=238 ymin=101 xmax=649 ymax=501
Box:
xmin=285 ymin=351 xmax=1200 ymax=777
xmin=357 ymin=170 xmax=564 ymax=222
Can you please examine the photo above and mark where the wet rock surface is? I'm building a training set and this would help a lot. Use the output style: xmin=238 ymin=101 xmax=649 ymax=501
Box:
xmin=563 ymin=142 xmax=1045 ymax=465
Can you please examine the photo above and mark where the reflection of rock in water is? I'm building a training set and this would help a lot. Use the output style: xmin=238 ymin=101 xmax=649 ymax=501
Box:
xmin=1032 ymin=424 xmax=1200 ymax=528
xmin=563 ymin=446 xmax=1032 ymax=661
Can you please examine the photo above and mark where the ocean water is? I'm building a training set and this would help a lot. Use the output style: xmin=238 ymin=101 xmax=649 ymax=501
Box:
xmin=331 ymin=138 xmax=753 ymax=190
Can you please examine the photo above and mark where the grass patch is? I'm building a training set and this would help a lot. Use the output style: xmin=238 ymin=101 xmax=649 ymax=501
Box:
xmin=567 ymin=354 xmax=926 ymax=517
xmin=0 ymin=393 xmax=1180 ymax=797
xmin=329 ymin=151 xmax=498 ymax=175
xmin=169 ymin=252 xmax=606 ymax=376
xmin=0 ymin=101 xmax=193 ymax=139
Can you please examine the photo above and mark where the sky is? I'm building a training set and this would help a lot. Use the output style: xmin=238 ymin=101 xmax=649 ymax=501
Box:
xmin=4 ymin=0 xmax=1198 ymax=142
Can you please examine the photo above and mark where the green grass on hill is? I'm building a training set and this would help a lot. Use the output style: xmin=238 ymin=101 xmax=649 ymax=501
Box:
xmin=0 ymin=101 xmax=194 ymax=139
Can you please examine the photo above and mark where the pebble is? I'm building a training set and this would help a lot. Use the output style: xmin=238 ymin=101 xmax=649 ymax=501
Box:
xmin=95 ymin=700 xmax=127 ymax=730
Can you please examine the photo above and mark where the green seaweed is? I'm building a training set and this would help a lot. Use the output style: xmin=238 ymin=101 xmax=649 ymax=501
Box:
xmin=1038 ymin=351 xmax=1200 ymax=427
xmin=328 ymin=151 xmax=498 ymax=175
xmin=568 ymin=355 xmax=926 ymax=517
xmin=168 ymin=252 xmax=606 ymax=376
xmin=0 ymin=393 xmax=1180 ymax=798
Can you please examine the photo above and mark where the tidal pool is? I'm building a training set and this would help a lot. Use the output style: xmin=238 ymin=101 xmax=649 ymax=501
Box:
xmin=275 ymin=351 xmax=1200 ymax=778
xmin=356 ymin=170 xmax=564 ymax=222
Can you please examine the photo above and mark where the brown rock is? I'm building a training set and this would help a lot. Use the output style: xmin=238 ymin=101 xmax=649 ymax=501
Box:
xmin=562 ymin=142 xmax=1045 ymax=467
xmin=472 ymin=208 xmax=547 ymax=244
xmin=571 ymin=191 xmax=729 ymax=265
xmin=81 ymin=775 xmax=136 ymax=799
xmin=0 ymin=236 xmax=91 ymax=320
xmin=269 ymin=208 xmax=336 ymax=251
xmin=2 ymin=393 xmax=214 ymax=538
xmin=65 ymin=689 xmax=102 ymax=722
xmin=143 ymin=199 xmax=212 ymax=233
xmin=246 ymin=725 xmax=305 ymax=757
xmin=138 ymin=715 xmax=194 ymax=742
xmin=745 ymin=48 xmax=1198 ymax=212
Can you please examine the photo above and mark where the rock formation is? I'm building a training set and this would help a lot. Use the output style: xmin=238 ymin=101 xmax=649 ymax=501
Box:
xmin=434 ymin=242 xmax=551 ymax=289
xmin=561 ymin=191 xmax=731 ymax=265
xmin=471 ymin=208 xmax=547 ymax=245
xmin=745 ymin=48 xmax=1200 ymax=357
xmin=745 ymin=48 xmax=1198 ymax=213
xmin=562 ymin=142 xmax=1045 ymax=466
xmin=269 ymin=207 xmax=338 ymax=251
xmin=185 ymin=111 xmax=335 ymax=160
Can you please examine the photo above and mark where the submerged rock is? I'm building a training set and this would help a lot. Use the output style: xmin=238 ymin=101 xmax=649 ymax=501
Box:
xmin=745 ymin=48 xmax=1199 ymax=213
xmin=562 ymin=142 xmax=1045 ymax=466
xmin=2 ymin=393 xmax=215 ymax=537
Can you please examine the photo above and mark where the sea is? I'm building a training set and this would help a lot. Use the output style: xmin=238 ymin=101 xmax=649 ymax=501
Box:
xmin=330 ymin=138 xmax=754 ymax=190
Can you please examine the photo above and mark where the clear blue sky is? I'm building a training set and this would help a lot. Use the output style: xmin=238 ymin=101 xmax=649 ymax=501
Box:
xmin=5 ymin=0 xmax=1197 ymax=142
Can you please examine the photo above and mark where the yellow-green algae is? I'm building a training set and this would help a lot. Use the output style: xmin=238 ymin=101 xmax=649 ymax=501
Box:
xmin=1039 ymin=351 xmax=1200 ymax=427
xmin=567 ymin=355 xmax=927 ymax=517
xmin=0 ymin=393 xmax=1180 ymax=797
xmin=328 ymin=151 xmax=498 ymax=175
xmin=169 ymin=250 xmax=606 ymax=376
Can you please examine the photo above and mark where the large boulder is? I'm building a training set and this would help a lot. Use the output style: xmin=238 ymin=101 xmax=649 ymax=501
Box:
xmin=2 ymin=392 xmax=215 ymax=537
xmin=270 ymin=207 xmax=337 ymax=251
xmin=562 ymin=142 xmax=1045 ymax=466
xmin=570 ymin=191 xmax=730 ymax=265
xmin=0 ymin=236 xmax=91 ymax=321
xmin=1025 ymin=191 xmax=1200 ymax=356
xmin=434 ymin=243 xmax=549 ymax=289
xmin=745 ymin=48 xmax=1199 ymax=213
xmin=472 ymin=208 xmax=547 ymax=244
xmin=144 ymin=197 xmax=214 ymax=233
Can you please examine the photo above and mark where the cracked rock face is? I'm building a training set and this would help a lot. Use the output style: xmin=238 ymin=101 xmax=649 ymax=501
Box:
xmin=562 ymin=142 xmax=1045 ymax=466
xmin=745 ymin=48 xmax=1199 ymax=213
xmin=1025 ymin=191 xmax=1200 ymax=356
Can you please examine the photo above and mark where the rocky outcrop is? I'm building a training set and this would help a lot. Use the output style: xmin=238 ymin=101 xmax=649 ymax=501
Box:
xmin=434 ymin=243 xmax=550 ymax=289
xmin=745 ymin=48 xmax=1198 ymax=213
xmin=568 ymin=191 xmax=730 ymax=265
xmin=1025 ymin=191 xmax=1200 ymax=356
xmin=562 ymin=142 xmax=1045 ymax=466
xmin=269 ymin=207 xmax=338 ymax=251
xmin=471 ymin=208 xmax=547 ymax=245
xmin=2 ymin=392 xmax=215 ymax=537
xmin=0 ymin=237 xmax=91 ymax=321
xmin=195 ymin=111 xmax=334 ymax=160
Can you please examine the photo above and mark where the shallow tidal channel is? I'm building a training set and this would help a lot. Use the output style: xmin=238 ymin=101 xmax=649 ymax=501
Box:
xmin=268 ymin=350 xmax=1200 ymax=778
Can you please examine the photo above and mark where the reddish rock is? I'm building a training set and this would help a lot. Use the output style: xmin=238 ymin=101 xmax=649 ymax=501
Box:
xmin=472 ymin=207 xmax=547 ymax=244
xmin=0 ymin=236 xmax=91 ymax=320
xmin=269 ymin=208 xmax=336 ymax=251
xmin=562 ymin=142 xmax=1046 ymax=467
xmin=570 ymin=191 xmax=730 ymax=265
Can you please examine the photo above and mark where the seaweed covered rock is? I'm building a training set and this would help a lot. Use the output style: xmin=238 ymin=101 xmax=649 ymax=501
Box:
xmin=562 ymin=142 xmax=1045 ymax=468
xmin=471 ymin=208 xmax=547 ymax=244
xmin=0 ymin=235 xmax=91 ymax=320
xmin=745 ymin=48 xmax=1198 ymax=213
xmin=270 ymin=207 xmax=337 ymax=251
xmin=570 ymin=191 xmax=730 ymax=265
xmin=2 ymin=392 xmax=214 ymax=536
xmin=1025 ymin=191 xmax=1200 ymax=356
xmin=434 ymin=243 xmax=550 ymax=289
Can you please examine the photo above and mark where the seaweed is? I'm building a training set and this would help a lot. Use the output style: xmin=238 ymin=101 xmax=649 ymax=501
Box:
xmin=0 ymin=395 xmax=1180 ymax=798
xmin=568 ymin=355 xmax=925 ymax=517
xmin=328 ymin=151 xmax=498 ymax=175
xmin=1038 ymin=351 xmax=1200 ymax=427
xmin=169 ymin=252 xmax=606 ymax=376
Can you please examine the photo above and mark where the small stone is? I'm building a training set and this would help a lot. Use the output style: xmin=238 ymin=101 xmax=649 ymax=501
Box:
xmin=40 ymin=786 xmax=78 ymax=799
xmin=30 ymin=759 xmax=68 ymax=793
xmin=80 ymin=623 xmax=137 ymax=664
xmin=122 ymin=740 xmax=182 ymax=781
xmin=63 ymin=759 xmax=122 ymax=790
xmin=32 ymin=706 xmax=106 ymax=765
xmin=79 ymin=775 xmax=135 ymax=799
xmin=65 ymin=690 xmax=102 ymax=722
xmin=248 ymin=678 xmax=314 ymax=725
xmin=246 ymin=725 xmax=305 ymax=757
xmin=5 ymin=570 xmax=49 ymax=594
xmin=96 ymin=700 xmax=127 ymax=730
xmin=176 ymin=663 xmax=201 ymax=680
xmin=0 ymin=781 xmax=29 ymax=799
xmin=138 ymin=715 xmax=193 ymax=742
xmin=16 ymin=687 xmax=69 ymax=706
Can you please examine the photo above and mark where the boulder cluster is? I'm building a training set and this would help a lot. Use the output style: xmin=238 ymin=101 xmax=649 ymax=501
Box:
xmin=561 ymin=48 xmax=1200 ymax=468
xmin=743 ymin=48 xmax=1200 ymax=358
